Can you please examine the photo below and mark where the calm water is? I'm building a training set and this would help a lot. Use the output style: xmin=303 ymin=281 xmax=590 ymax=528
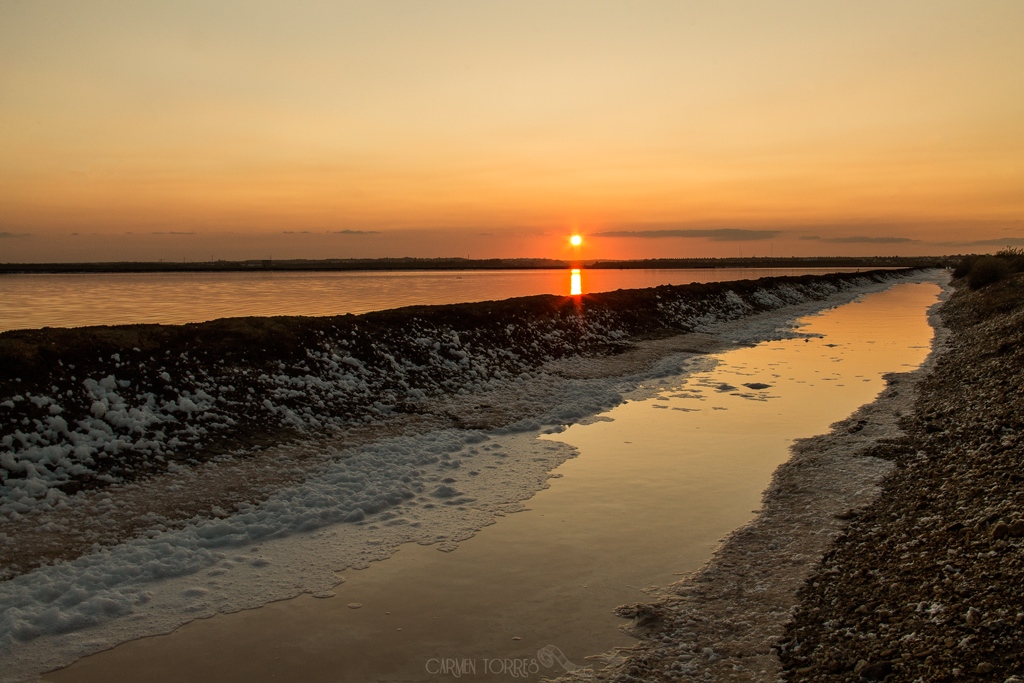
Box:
xmin=47 ymin=280 xmax=941 ymax=683
xmin=1 ymin=268 xmax=876 ymax=332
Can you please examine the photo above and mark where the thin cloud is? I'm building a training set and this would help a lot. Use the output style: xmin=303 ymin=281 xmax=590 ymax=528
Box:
xmin=799 ymin=235 xmax=822 ymax=241
xmin=331 ymin=229 xmax=380 ymax=235
xmin=594 ymin=228 xmax=780 ymax=241
xmin=283 ymin=231 xmax=311 ymax=234
xmin=0 ymin=232 xmax=31 ymax=238
xmin=819 ymin=236 xmax=918 ymax=244
xmin=151 ymin=231 xmax=196 ymax=235
xmin=936 ymin=237 xmax=1024 ymax=247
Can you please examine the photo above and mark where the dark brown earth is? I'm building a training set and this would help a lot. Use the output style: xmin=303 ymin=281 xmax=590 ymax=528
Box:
xmin=775 ymin=273 xmax=1024 ymax=681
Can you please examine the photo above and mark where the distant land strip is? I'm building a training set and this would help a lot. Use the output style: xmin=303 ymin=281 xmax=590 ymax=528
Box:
xmin=0 ymin=256 xmax=949 ymax=274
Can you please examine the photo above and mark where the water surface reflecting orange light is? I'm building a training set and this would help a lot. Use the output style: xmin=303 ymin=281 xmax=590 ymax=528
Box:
xmin=570 ymin=268 xmax=582 ymax=296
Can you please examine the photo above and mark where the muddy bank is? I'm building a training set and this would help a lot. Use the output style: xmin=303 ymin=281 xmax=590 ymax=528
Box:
xmin=563 ymin=275 xmax=953 ymax=682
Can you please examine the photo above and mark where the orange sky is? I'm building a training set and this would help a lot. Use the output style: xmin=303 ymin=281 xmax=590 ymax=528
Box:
xmin=1 ymin=1 xmax=1022 ymax=262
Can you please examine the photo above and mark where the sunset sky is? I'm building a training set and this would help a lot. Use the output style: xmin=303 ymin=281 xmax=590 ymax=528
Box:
xmin=1 ymin=1 xmax=1022 ymax=262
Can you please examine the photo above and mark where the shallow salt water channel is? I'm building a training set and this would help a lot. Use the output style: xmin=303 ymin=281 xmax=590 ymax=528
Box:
xmin=38 ymin=282 xmax=941 ymax=683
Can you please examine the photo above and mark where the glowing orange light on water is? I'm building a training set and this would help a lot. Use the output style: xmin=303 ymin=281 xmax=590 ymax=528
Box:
xmin=570 ymin=235 xmax=582 ymax=246
xmin=570 ymin=268 xmax=582 ymax=296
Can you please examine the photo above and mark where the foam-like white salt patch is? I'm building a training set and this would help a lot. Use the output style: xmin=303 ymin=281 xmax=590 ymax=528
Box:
xmin=0 ymin=430 xmax=586 ymax=679
xmin=0 ymin=272 xmax=944 ymax=681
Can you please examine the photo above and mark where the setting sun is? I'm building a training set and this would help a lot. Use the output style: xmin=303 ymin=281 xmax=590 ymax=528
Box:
xmin=570 ymin=235 xmax=582 ymax=246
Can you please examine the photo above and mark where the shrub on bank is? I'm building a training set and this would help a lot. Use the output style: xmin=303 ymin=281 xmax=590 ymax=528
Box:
xmin=951 ymin=255 xmax=979 ymax=279
xmin=955 ymin=248 xmax=1024 ymax=289
xmin=997 ymin=247 xmax=1024 ymax=272
xmin=968 ymin=257 xmax=1012 ymax=289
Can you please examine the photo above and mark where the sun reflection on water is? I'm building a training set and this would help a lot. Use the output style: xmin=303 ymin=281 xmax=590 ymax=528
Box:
xmin=570 ymin=269 xmax=582 ymax=296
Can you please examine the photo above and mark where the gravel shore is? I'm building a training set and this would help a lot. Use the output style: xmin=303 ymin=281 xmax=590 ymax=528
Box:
xmin=579 ymin=272 xmax=1024 ymax=683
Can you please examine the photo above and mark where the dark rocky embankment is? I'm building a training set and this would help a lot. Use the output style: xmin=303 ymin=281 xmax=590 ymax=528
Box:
xmin=779 ymin=273 xmax=1024 ymax=681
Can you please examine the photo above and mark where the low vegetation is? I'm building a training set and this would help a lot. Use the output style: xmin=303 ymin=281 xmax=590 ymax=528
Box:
xmin=953 ymin=248 xmax=1024 ymax=290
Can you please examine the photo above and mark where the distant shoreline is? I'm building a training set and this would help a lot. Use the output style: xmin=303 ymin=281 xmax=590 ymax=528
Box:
xmin=0 ymin=255 xmax=947 ymax=274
